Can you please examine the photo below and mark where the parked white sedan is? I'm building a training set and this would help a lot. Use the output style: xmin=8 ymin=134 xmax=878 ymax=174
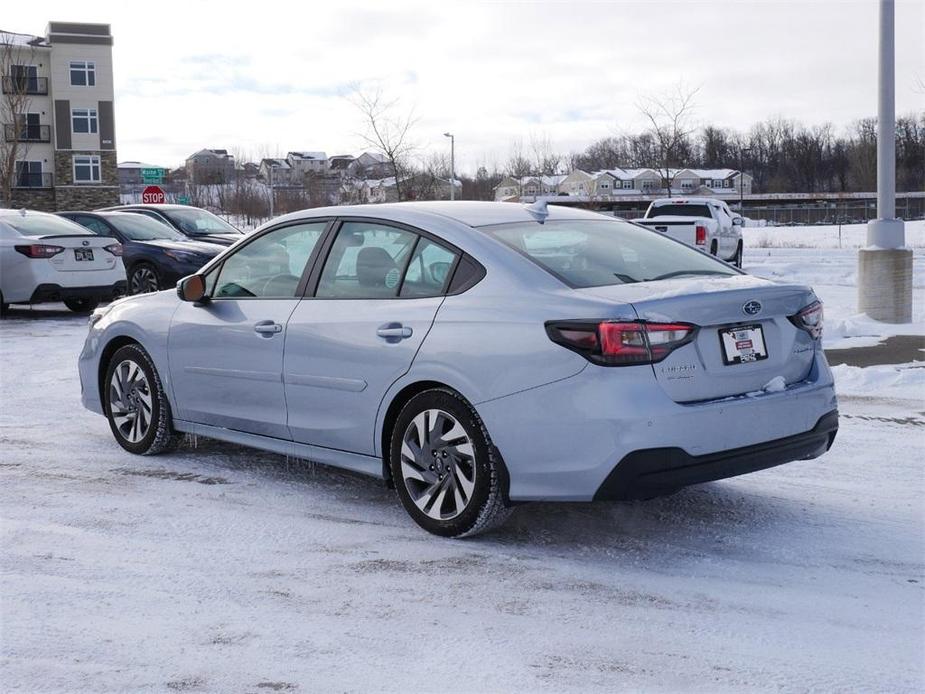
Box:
xmin=0 ymin=209 xmax=126 ymax=314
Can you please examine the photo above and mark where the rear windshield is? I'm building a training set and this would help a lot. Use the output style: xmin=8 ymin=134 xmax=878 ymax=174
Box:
xmin=108 ymin=214 xmax=186 ymax=241
xmin=162 ymin=208 xmax=241 ymax=236
xmin=646 ymin=203 xmax=712 ymax=218
xmin=482 ymin=219 xmax=737 ymax=288
xmin=2 ymin=213 xmax=92 ymax=237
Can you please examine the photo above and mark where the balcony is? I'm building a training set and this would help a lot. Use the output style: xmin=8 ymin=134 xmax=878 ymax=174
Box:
xmin=1 ymin=76 xmax=49 ymax=96
xmin=14 ymin=172 xmax=53 ymax=189
xmin=4 ymin=124 xmax=51 ymax=143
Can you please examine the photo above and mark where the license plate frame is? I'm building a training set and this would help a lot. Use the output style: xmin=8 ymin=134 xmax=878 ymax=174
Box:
xmin=74 ymin=248 xmax=94 ymax=262
xmin=719 ymin=324 xmax=768 ymax=365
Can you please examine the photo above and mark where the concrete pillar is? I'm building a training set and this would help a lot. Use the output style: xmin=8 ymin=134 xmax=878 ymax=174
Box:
xmin=859 ymin=0 xmax=913 ymax=323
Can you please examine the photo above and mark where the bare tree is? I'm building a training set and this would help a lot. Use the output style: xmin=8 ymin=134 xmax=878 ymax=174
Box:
xmin=529 ymin=132 xmax=563 ymax=176
xmin=0 ymin=33 xmax=40 ymax=206
xmin=637 ymin=81 xmax=700 ymax=197
xmin=349 ymin=85 xmax=417 ymax=202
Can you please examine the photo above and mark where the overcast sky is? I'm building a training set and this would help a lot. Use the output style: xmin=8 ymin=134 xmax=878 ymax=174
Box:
xmin=6 ymin=0 xmax=924 ymax=172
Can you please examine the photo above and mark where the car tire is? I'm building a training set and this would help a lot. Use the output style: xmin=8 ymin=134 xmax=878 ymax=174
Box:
xmin=0 ymin=291 xmax=8 ymax=316
xmin=733 ymin=242 xmax=744 ymax=268
xmin=64 ymin=297 xmax=100 ymax=313
xmin=389 ymin=388 xmax=511 ymax=538
xmin=710 ymin=240 xmax=718 ymax=256
xmin=104 ymin=344 xmax=180 ymax=455
xmin=129 ymin=263 xmax=161 ymax=295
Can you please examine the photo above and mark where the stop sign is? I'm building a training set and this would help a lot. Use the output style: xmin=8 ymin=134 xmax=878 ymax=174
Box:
xmin=142 ymin=185 xmax=165 ymax=204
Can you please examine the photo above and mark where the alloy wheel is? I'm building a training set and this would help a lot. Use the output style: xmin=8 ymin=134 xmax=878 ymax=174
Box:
xmin=400 ymin=408 xmax=477 ymax=520
xmin=109 ymin=359 xmax=153 ymax=443
xmin=131 ymin=267 xmax=159 ymax=294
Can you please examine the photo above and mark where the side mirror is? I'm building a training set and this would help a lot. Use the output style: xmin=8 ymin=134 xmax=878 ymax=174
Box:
xmin=732 ymin=217 xmax=744 ymax=226
xmin=177 ymin=274 xmax=208 ymax=303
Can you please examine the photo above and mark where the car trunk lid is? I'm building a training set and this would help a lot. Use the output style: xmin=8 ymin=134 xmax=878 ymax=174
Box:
xmin=578 ymin=275 xmax=819 ymax=402
xmin=36 ymin=234 xmax=121 ymax=273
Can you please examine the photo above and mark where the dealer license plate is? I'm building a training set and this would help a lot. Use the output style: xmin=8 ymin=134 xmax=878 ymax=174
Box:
xmin=719 ymin=324 xmax=768 ymax=365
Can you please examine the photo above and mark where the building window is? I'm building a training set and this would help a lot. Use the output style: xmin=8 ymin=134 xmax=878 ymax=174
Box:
xmin=73 ymin=155 xmax=101 ymax=183
xmin=681 ymin=180 xmax=694 ymax=190
xmin=622 ymin=180 xmax=633 ymax=189
xmin=70 ymin=61 xmax=96 ymax=86
xmin=600 ymin=182 xmax=610 ymax=189
xmin=72 ymin=108 xmax=98 ymax=134
xmin=724 ymin=179 xmax=734 ymax=188
xmin=712 ymin=179 xmax=723 ymax=188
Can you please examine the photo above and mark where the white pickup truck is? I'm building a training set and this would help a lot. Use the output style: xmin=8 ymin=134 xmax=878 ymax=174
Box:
xmin=634 ymin=197 xmax=744 ymax=267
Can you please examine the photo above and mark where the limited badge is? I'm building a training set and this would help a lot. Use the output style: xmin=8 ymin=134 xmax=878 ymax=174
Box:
xmin=384 ymin=268 xmax=400 ymax=289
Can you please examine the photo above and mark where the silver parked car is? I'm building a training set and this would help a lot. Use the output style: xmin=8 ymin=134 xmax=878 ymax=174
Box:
xmin=79 ymin=202 xmax=838 ymax=537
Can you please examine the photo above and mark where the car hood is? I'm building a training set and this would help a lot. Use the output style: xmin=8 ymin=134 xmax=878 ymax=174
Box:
xmin=185 ymin=233 xmax=241 ymax=246
xmin=136 ymin=239 xmax=221 ymax=256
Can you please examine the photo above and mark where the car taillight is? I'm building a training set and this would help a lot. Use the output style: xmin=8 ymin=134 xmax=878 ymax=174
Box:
xmin=14 ymin=244 xmax=64 ymax=258
xmin=546 ymin=320 xmax=697 ymax=366
xmin=695 ymin=225 xmax=707 ymax=245
xmin=789 ymin=301 xmax=823 ymax=340
xmin=104 ymin=243 xmax=123 ymax=256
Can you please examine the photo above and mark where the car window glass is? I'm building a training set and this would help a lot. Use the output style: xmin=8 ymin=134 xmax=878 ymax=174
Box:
xmin=109 ymin=214 xmax=186 ymax=241
xmin=400 ymin=238 xmax=458 ymax=298
xmin=75 ymin=216 xmax=112 ymax=235
xmin=316 ymin=222 xmax=417 ymax=299
xmin=213 ymin=222 xmax=326 ymax=299
xmin=484 ymin=220 xmax=737 ymax=288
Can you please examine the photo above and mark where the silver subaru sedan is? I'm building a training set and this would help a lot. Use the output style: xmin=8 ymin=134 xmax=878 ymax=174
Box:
xmin=79 ymin=201 xmax=838 ymax=537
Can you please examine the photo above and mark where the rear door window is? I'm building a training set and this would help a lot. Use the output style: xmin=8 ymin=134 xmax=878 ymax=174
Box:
xmin=315 ymin=222 xmax=417 ymax=299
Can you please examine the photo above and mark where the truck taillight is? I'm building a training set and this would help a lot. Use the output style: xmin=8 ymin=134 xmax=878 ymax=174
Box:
xmin=14 ymin=244 xmax=64 ymax=258
xmin=695 ymin=225 xmax=707 ymax=245
xmin=546 ymin=320 xmax=697 ymax=366
xmin=789 ymin=301 xmax=823 ymax=340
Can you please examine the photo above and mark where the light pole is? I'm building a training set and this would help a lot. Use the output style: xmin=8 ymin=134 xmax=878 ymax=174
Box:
xmin=858 ymin=0 xmax=912 ymax=323
xmin=268 ymin=163 xmax=274 ymax=218
xmin=444 ymin=132 xmax=455 ymax=201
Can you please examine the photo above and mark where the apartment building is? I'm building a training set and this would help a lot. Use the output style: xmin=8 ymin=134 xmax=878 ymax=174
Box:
xmin=3 ymin=22 xmax=118 ymax=211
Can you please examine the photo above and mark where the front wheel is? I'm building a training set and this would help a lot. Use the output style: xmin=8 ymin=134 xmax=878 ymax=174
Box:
xmin=390 ymin=389 xmax=511 ymax=538
xmin=129 ymin=263 xmax=161 ymax=295
xmin=64 ymin=297 xmax=99 ymax=313
xmin=104 ymin=344 xmax=180 ymax=455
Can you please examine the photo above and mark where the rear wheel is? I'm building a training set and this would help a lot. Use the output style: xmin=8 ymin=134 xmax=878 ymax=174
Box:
xmin=0 ymin=291 xmax=8 ymax=316
xmin=104 ymin=344 xmax=180 ymax=455
xmin=390 ymin=389 xmax=510 ymax=538
xmin=64 ymin=297 xmax=99 ymax=313
xmin=710 ymin=240 xmax=718 ymax=256
xmin=733 ymin=242 xmax=744 ymax=267
xmin=130 ymin=263 xmax=161 ymax=295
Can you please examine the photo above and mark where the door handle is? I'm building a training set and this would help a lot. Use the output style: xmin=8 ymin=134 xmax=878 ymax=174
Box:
xmin=377 ymin=324 xmax=413 ymax=339
xmin=254 ymin=321 xmax=283 ymax=335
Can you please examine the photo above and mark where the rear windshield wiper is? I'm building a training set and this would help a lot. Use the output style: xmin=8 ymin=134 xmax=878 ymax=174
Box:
xmin=646 ymin=270 xmax=732 ymax=281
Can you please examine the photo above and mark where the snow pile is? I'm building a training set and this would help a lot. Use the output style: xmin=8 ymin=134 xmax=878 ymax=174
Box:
xmin=744 ymin=220 xmax=925 ymax=250
xmin=831 ymin=362 xmax=925 ymax=402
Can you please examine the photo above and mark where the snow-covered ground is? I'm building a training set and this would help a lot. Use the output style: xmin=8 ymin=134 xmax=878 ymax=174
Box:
xmin=1 ymin=229 xmax=923 ymax=692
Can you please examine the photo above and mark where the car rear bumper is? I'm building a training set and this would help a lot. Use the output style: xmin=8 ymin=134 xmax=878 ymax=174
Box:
xmin=29 ymin=281 xmax=127 ymax=304
xmin=593 ymin=410 xmax=838 ymax=501
xmin=477 ymin=348 xmax=838 ymax=502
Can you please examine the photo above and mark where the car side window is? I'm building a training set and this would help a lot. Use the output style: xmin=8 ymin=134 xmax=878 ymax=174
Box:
xmin=213 ymin=222 xmax=326 ymax=299
xmin=316 ymin=222 xmax=417 ymax=299
xmin=400 ymin=237 xmax=458 ymax=298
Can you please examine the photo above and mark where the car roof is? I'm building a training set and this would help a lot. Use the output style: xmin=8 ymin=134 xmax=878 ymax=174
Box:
xmin=651 ymin=197 xmax=720 ymax=204
xmin=273 ymin=201 xmax=608 ymax=229
xmin=103 ymin=204 xmax=190 ymax=211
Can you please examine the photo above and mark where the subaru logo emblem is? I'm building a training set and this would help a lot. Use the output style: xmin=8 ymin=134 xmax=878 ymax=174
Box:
xmin=81 ymin=240 xmax=90 ymax=246
xmin=743 ymin=300 xmax=762 ymax=316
